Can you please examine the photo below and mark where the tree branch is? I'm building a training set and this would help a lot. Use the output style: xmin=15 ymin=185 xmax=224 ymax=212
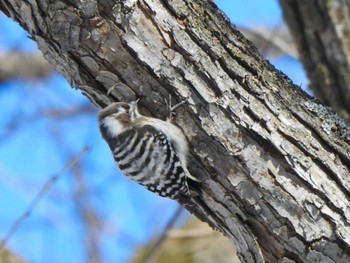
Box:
xmin=280 ymin=0 xmax=350 ymax=123
xmin=0 ymin=52 xmax=53 ymax=82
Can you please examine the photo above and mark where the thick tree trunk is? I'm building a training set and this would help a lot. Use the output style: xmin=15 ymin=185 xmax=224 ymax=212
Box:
xmin=1 ymin=1 xmax=350 ymax=262
xmin=280 ymin=0 xmax=350 ymax=123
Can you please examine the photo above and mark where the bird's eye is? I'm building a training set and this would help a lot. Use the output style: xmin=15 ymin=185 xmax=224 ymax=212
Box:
xmin=125 ymin=105 xmax=130 ymax=113
xmin=121 ymin=105 xmax=130 ymax=114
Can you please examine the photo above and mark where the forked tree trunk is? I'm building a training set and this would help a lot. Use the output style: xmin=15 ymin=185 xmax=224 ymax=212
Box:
xmin=1 ymin=1 xmax=350 ymax=262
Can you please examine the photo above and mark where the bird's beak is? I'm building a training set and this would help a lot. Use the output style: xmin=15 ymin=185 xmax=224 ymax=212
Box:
xmin=129 ymin=99 xmax=140 ymax=118
xmin=130 ymin=99 xmax=139 ymax=109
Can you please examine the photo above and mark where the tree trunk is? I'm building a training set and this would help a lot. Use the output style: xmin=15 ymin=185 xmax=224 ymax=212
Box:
xmin=280 ymin=0 xmax=350 ymax=123
xmin=1 ymin=1 xmax=350 ymax=262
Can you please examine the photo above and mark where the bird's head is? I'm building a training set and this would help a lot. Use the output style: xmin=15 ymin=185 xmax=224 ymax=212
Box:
xmin=98 ymin=102 xmax=130 ymax=121
xmin=98 ymin=101 xmax=140 ymax=136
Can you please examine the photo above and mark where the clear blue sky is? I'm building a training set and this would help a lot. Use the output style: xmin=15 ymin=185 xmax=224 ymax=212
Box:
xmin=0 ymin=1 xmax=307 ymax=262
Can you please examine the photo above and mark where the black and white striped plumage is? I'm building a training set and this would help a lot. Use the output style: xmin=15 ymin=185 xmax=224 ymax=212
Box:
xmin=98 ymin=101 xmax=197 ymax=199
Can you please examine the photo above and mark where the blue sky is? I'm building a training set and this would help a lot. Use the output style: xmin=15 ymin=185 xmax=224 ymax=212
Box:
xmin=0 ymin=1 xmax=307 ymax=262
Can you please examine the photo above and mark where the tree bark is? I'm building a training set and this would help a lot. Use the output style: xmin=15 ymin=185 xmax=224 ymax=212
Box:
xmin=279 ymin=0 xmax=350 ymax=123
xmin=1 ymin=0 xmax=350 ymax=262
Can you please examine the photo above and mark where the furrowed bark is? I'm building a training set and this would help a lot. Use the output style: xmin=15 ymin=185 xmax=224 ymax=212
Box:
xmin=1 ymin=0 xmax=350 ymax=262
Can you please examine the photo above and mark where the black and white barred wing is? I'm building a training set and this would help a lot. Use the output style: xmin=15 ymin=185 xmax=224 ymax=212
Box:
xmin=112 ymin=125 xmax=190 ymax=199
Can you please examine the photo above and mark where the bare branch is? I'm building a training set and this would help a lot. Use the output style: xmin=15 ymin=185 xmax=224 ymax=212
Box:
xmin=0 ymin=52 xmax=54 ymax=82
xmin=143 ymin=206 xmax=184 ymax=263
xmin=72 ymin=164 xmax=103 ymax=263
xmin=280 ymin=0 xmax=350 ymax=122
xmin=0 ymin=146 xmax=90 ymax=252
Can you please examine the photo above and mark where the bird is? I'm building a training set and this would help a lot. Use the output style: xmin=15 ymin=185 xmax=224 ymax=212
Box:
xmin=98 ymin=100 xmax=198 ymax=200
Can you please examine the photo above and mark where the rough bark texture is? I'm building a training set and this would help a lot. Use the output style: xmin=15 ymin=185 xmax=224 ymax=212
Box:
xmin=1 ymin=0 xmax=350 ymax=262
xmin=280 ymin=0 xmax=350 ymax=123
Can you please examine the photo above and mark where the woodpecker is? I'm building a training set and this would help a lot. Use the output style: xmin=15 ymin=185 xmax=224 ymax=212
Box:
xmin=98 ymin=100 xmax=198 ymax=199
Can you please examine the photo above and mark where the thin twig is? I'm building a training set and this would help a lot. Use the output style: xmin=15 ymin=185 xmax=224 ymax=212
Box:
xmin=72 ymin=164 xmax=102 ymax=263
xmin=0 ymin=146 xmax=90 ymax=251
xmin=143 ymin=205 xmax=184 ymax=263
